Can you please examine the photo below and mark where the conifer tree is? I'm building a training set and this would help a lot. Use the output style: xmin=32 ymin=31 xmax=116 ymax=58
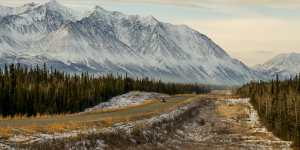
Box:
xmin=0 ymin=63 xmax=210 ymax=116
xmin=237 ymin=73 xmax=300 ymax=147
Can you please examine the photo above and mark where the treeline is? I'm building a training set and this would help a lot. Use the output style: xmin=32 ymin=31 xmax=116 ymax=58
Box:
xmin=0 ymin=64 xmax=210 ymax=117
xmin=237 ymin=75 xmax=300 ymax=147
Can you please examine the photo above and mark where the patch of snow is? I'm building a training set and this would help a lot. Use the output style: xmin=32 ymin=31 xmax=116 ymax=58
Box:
xmin=0 ymin=143 xmax=11 ymax=150
xmin=222 ymin=98 xmax=292 ymax=147
xmin=9 ymin=134 xmax=33 ymax=143
xmin=85 ymin=91 xmax=169 ymax=112
xmin=221 ymin=98 xmax=263 ymax=127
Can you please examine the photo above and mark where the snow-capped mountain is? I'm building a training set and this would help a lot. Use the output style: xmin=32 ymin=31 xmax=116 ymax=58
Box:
xmin=0 ymin=2 xmax=39 ymax=17
xmin=255 ymin=53 xmax=300 ymax=80
xmin=0 ymin=0 xmax=263 ymax=85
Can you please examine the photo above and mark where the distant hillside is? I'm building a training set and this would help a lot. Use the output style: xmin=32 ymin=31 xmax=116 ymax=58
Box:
xmin=254 ymin=53 xmax=300 ymax=79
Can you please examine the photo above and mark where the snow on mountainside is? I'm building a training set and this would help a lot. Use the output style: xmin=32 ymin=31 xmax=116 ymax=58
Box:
xmin=0 ymin=3 xmax=39 ymax=17
xmin=255 ymin=53 xmax=300 ymax=80
xmin=0 ymin=1 xmax=263 ymax=85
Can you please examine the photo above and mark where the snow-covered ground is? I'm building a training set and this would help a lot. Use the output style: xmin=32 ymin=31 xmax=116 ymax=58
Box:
xmin=85 ymin=91 xmax=169 ymax=112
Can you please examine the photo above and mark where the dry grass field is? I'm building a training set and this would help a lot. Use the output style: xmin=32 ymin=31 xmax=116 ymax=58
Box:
xmin=0 ymin=95 xmax=197 ymax=139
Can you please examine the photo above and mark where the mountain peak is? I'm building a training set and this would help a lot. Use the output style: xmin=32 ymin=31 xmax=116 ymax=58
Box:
xmin=95 ymin=6 xmax=105 ymax=10
xmin=271 ymin=52 xmax=300 ymax=61
xmin=0 ymin=1 xmax=261 ymax=85
xmin=27 ymin=2 xmax=38 ymax=7
xmin=144 ymin=15 xmax=158 ymax=23
xmin=45 ymin=0 xmax=64 ymax=9
xmin=129 ymin=15 xmax=159 ymax=26
xmin=20 ymin=2 xmax=38 ymax=8
xmin=42 ymin=0 xmax=83 ymax=21
xmin=255 ymin=52 xmax=300 ymax=79
xmin=0 ymin=2 xmax=39 ymax=17
xmin=94 ymin=5 xmax=108 ymax=13
xmin=286 ymin=52 xmax=300 ymax=57
xmin=47 ymin=0 xmax=60 ymax=5
xmin=91 ymin=5 xmax=126 ymax=19
xmin=16 ymin=2 xmax=39 ymax=13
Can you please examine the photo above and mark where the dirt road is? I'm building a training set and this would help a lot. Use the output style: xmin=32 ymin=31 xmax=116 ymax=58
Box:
xmin=0 ymin=96 xmax=190 ymax=128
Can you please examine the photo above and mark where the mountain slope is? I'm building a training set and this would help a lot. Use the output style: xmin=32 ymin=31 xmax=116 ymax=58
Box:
xmin=0 ymin=0 xmax=77 ymax=55
xmin=255 ymin=53 xmax=300 ymax=79
xmin=0 ymin=3 xmax=37 ymax=18
xmin=0 ymin=1 xmax=263 ymax=85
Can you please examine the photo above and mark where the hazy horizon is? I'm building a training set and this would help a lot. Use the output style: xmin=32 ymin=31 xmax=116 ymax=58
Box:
xmin=1 ymin=0 xmax=299 ymax=66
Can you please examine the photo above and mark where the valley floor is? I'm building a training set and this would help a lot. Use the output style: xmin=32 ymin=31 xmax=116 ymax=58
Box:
xmin=129 ymin=96 xmax=292 ymax=150
xmin=0 ymin=92 xmax=293 ymax=149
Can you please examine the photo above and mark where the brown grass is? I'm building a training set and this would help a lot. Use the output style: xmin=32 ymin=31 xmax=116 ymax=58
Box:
xmin=13 ymin=122 xmax=83 ymax=135
xmin=100 ymin=111 xmax=158 ymax=127
xmin=0 ymin=102 xmax=173 ymax=136
xmin=0 ymin=100 xmax=157 ymax=123
xmin=46 ymin=124 xmax=67 ymax=133
xmin=0 ymin=113 xmax=69 ymax=121
xmin=0 ymin=127 xmax=12 ymax=139
xmin=216 ymin=104 xmax=247 ymax=119
xmin=0 ymin=95 xmax=198 ymax=138
xmin=175 ymin=93 xmax=197 ymax=97
xmin=21 ymin=124 xmax=39 ymax=134
xmin=101 ymin=117 xmax=114 ymax=126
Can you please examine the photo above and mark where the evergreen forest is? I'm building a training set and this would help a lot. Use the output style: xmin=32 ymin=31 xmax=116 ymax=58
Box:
xmin=237 ymin=75 xmax=300 ymax=147
xmin=0 ymin=64 xmax=210 ymax=117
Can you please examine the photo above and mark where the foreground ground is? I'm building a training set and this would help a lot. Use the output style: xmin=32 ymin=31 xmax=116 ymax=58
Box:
xmin=129 ymin=96 xmax=292 ymax=150
xmin=0 ymin=92 xmax=293 ymax=149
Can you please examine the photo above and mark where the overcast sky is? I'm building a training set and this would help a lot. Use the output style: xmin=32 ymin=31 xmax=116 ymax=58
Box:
xmin=1 ymin=0 xmax=299 ymax=66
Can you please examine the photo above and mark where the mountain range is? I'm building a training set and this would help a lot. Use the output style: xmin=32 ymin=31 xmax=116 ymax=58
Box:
xmin=0 ymin=0 xmax=289 ymax=85
xmin=255 ymin=53 xmax=300 ymax=80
